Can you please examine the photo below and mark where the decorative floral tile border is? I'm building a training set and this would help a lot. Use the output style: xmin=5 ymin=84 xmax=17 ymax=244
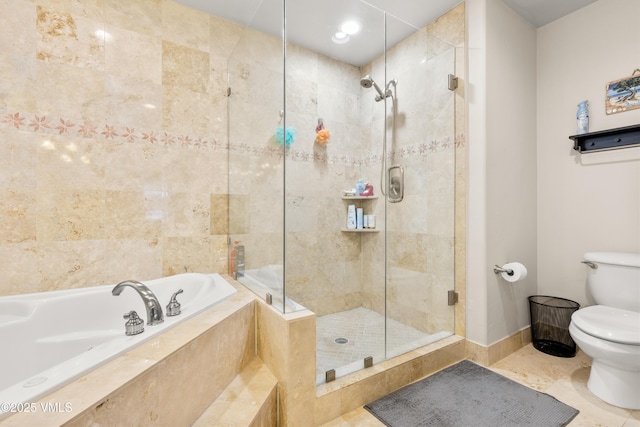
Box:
xmin=230 ymin=133 xmax=466 ymax=166
xmin=1 ymin=108 xmax=465 ymax=166
xmin=0 ymin=109 xmax=224 ymax=151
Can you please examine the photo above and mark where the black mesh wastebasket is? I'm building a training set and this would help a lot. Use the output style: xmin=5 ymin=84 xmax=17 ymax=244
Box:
xmin=528 ymin=295 xmax=580 ymax=357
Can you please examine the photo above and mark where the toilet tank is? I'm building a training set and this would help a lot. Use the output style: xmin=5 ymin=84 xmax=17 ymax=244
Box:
xmin=584 ymin=252 xmax=640 ymax=312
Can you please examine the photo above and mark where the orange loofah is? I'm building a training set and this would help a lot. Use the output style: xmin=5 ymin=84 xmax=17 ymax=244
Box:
xmin=315 ymin=129 xmax=331 ymax=145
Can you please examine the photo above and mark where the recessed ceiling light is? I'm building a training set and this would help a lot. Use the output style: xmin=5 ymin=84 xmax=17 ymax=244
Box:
xmin=332 ymin=31 xmax=350 ymax=44
xmin=340 ymin=21 xmax=360 ymax=35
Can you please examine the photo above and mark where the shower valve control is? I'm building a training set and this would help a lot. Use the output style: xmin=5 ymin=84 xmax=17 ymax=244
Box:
xmin=123 ymin=310 xmax=145 ymax=335
xmin=388 ymin=165 xmax=404 ymax=203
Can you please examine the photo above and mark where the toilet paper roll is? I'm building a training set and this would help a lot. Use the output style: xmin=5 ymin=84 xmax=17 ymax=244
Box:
xmin=500 ymin=262 xmax=527 ymax=282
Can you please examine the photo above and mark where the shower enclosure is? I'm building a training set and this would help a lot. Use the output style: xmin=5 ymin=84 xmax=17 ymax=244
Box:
xmin=228 ymin=0 xmax=462 ymax=384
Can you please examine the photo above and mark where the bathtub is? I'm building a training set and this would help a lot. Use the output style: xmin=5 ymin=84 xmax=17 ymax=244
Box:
xmin=0 ymin=273 xmax=236 ymax=417
xmin=238 ymin=264 xmax=305 ymax=312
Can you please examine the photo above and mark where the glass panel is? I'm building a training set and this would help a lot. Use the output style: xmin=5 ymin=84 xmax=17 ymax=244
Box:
xmin=227 ymin=0 xmax=288 ymax=312
xmin=282 ymin=0 xmax=386 ymax=383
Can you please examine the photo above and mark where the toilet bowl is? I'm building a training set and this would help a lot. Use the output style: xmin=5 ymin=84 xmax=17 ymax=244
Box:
xmin=568 ymin=252 xmax=640 ymax=410
xmin=569 ymin=306 xmax=640 ymax=409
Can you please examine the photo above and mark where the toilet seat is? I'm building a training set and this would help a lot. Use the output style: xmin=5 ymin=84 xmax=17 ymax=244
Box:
xmin=572 ymin=305 xmax=640 ymax=345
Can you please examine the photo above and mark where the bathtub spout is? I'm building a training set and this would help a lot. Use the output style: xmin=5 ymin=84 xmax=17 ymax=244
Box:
xmin=112 ymin=280 xmax=164 ymax=326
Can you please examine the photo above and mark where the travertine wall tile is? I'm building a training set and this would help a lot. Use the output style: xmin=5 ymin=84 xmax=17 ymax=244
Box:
xmin=104 ymin=238 xmax=162 ymax=283
xmin=104 ymin=0 xmax=162 ymax=38
xmin=37 ymin=135 xmax=106 ymax=190
xmin=37 ymin=189 xmax=106 ymax=241
xmin=0 ymin=0 xmax=234 ymax=297
xmin=161 ymin=0 xmax=210 ymax=52
xmin=104 ymin=24 xmax=162 ymax=85
xmin=36 ymin=240 xmax=106 ymax=291
xmin=36 ymin=5 xmax=105 ymax=69
xmin=162 ymin=40 xmax=210 ymax=93
xmin=104 ymin=190 xmax=163 ymax=239
xmin=162 ymin=235 xmax=227 ymax=276
xmin=256 ymin=301 xmax=316 ymax=427
xmin=210 ymin=194 xmax=229 ymax=235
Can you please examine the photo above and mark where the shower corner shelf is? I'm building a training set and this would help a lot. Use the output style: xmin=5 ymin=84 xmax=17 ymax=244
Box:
xmin=341 ymin=228 xmax=380 ymax=233
xmin=341 ymin=195 xmax=379 ymax=200
xmin=569 ymin=124 xmax=640 ymax=153
xmin=341 ymin=195 xmax=379 ymax=232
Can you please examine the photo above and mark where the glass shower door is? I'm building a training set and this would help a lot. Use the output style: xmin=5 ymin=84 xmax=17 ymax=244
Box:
xmin=226 ymin=0 xmax=460 ymax=384
xmin=381 ymin=16 xmax=458 ymax=360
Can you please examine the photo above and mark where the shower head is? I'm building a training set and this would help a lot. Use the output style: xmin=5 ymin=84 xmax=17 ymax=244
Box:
xmin=360 ymin=75 xmax=385 ymax=100
xmin=360 ymin=75 xmax=373 ymax=88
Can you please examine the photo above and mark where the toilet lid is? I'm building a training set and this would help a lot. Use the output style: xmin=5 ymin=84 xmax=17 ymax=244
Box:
xmin=572 ymin=305 xmax=640 ymax=345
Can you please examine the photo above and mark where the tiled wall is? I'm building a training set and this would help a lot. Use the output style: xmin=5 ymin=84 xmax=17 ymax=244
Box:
xmin=1 ymin=0 xmax=466 ymax=342
xmin=0 ymin=0 xmax=240 ymax=296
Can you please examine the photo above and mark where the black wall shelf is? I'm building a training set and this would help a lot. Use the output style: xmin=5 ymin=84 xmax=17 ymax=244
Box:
xmin=569 ymin=124 xmax=640 ymax=153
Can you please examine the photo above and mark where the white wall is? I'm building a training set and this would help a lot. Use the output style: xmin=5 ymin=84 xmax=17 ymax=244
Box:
xmin=537 ymin=0 xmax=640 ymax=307
xmin=467 ymin=0 xmax=640 ymax=347
xmin=465 ymin=0 xmax=489 ymax=346
xmin=466 ymin=0 xmax=538 ymax=346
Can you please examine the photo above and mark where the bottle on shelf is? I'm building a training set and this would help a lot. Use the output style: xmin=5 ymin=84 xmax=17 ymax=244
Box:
xmin=577 ymin=100 xmax=589 ymax=134
xmin=347 ymin=204 xmax=357 ymax=229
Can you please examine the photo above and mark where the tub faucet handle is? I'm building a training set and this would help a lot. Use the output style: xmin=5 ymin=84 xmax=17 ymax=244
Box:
xmin=123 ymin=310 xmax=144 ymax=336
xmin=166 ymin=289 xmax=183 ymax=317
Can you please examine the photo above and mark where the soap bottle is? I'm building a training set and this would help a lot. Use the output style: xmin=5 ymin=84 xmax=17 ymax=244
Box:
xmin=356 ymin=179 xmax=365 ymax=196
xmin=347 ymin=204 xmax=356 ymax=229
xmin=229 ymin=240 xmax=240 ymax=275
xmin=233 ymin=244 xmax=245 ymax=280
xmin=576 ymin=101 xmax=589 ymax=134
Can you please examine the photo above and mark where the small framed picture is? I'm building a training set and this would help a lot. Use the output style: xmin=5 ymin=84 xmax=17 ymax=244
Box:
xmin=605 ymin=70 xmax=640 ymax=115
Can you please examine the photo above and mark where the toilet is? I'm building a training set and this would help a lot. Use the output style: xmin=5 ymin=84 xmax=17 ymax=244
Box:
xmin=568 ymin=251 xmax=640 ymax=410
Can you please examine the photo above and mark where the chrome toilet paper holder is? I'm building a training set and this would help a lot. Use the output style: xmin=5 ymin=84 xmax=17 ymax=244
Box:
xmin=493 ymin=265 xmax=514 ymax=276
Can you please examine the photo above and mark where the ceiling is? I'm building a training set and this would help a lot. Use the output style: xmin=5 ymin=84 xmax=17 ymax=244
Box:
xmin=176 ymin=0 xmax=598 ymax=66
xmin=502 ymin=0 xmax=597 ymax=27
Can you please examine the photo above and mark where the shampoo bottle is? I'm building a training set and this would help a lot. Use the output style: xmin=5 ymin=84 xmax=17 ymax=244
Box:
xmin=577 ymin=101 xmax=589 ymax=134
xmin=229 ymin=240 xmax=241 ymax=275
xmin=347 ymin=204 xmax=356 ymax=229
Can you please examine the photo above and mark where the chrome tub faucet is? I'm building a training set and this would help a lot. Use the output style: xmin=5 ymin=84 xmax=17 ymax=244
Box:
xmin=112 ymin=280 xmax=164 ymax=326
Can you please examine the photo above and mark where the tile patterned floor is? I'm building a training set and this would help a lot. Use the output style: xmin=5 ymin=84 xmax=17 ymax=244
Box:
xmin=316 ymin=307 xmax=451 ymax=383
xmin=321 ymin=344 xmax=640 ymax=426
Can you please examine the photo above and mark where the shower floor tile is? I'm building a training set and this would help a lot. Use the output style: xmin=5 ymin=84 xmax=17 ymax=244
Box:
xmin=316 ymin=307 xmax=451 ymax=382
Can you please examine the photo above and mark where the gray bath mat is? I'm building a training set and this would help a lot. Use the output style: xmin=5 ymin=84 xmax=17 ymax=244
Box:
xmin=365 ymin=360 xmax=578 ymax=427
